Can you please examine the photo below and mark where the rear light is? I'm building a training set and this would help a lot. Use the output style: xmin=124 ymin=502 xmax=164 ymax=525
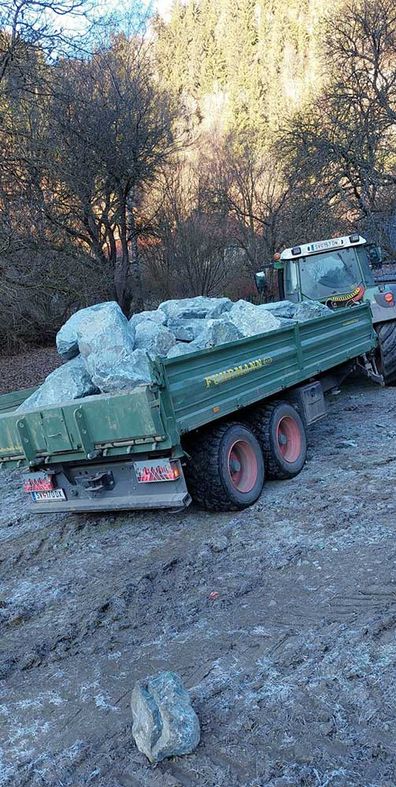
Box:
xmin=384 ymin=292 xmax=394 ymax=303
xmin=23 ymin=476 xmax=54 ymax=493
xmin=134 ymin=459 xmax=180 ymax=483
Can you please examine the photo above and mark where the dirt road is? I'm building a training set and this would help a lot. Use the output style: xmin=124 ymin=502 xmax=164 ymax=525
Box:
xmin=1 ymin=380 xmax=395 ymax=787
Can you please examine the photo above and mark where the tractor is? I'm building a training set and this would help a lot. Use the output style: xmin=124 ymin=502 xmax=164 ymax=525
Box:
xmin=255 ymin=234 xmax=396 ymax=384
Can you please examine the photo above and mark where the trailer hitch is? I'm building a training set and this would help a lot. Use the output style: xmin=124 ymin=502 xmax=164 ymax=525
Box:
xmin=358 ymin=354 xmax=384 ymax=386
xmin=75 ymin=470 xmax=115 ymax=494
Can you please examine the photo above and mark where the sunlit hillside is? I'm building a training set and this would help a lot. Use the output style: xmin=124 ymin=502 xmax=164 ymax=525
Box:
xmin=153 ymin=0 xmax=337 ymax=138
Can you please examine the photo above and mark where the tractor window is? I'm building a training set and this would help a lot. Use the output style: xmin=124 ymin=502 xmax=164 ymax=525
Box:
xmin=299 ymin=248 xmax=362 ymax=300
xmin=285 ymin=261 xmax=300 ymax=302
xmin=356 ymin=247 xmax=375 ymax=284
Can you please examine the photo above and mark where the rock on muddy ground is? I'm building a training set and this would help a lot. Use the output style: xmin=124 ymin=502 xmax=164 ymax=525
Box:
xmin=0 ymin=379 xmax=396 ymax=786
xmin=131 ymin=671 xmax=200 ymax=764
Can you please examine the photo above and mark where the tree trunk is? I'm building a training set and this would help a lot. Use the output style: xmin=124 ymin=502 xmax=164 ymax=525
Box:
xmin=129 ymin=231 xmax=144 ymax=313
xmin=114 ymin=202 xmax=130 ymax=315
xmin=127 ymin=191 xmax=144 ymax=314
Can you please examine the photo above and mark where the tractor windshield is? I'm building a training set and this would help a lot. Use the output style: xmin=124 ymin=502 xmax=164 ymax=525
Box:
xmin=298 ymin=247 xmax=365 ymax=300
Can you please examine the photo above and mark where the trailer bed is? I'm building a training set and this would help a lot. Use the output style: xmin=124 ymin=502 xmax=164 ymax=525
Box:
xmin=0 ymin=305 xmax=376 ymax=470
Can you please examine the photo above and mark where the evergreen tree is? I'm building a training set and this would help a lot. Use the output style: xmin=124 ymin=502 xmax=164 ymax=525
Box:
xmin=154 ymin=0 xmax=329 ymax=142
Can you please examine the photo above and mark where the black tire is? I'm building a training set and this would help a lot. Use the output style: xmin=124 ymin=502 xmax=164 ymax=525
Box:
xmin=376 ymin=321 xmax=396 ymax=385
xmin=184 ymin=421 xmax=265 ymax=512
xmin=247 ymin=400 xmax=307 ymax=480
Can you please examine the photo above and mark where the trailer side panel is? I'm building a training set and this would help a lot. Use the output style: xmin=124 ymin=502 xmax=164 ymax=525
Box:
xmin=163 ymin=306 xmax=375 ymax=433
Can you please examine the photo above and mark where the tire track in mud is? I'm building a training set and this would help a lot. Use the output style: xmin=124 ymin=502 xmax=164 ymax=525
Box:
xmin=1 ymin=382 xmax=396 ymax=786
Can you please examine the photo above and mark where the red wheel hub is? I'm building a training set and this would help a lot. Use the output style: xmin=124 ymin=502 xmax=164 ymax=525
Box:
xmin=276 ymin=416 xmax=302 ymax=463
xmin=227 ymin=439 xmax=258 ymax=492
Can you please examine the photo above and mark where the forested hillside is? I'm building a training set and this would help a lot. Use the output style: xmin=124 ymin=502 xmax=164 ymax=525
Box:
xmin=154 ymin=0 xmax=326 ymax=140
xmin=0 ymin=0 xmax=395 ymax=351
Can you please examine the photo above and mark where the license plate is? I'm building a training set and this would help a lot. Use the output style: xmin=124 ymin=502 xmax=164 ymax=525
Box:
xmin=31 ymin=489 xmax=66 ymax=502
xmin=311 ymin=238 xmax=342 ymax=251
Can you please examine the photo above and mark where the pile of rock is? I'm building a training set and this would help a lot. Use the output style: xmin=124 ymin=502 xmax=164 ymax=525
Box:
xmin=18 ymin=296 xmax=331 ymax=412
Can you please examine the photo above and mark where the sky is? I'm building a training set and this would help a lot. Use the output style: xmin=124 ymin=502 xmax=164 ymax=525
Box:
xmin=90 ymin=0 xmax=175 ymax=32
xmin=19 ymin=0 xmax=175 ymax=51
xmin=95 ymin=0 xmax=174 ymax=24
xmin=43 ymin=0 xmax=164 ymax=42
xmin=155 ymin=0 xmax=174 ymax=17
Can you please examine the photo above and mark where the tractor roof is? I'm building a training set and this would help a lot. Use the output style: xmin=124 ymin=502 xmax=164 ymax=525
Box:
xmin=280 ymin=234 xmax=367 ymax=261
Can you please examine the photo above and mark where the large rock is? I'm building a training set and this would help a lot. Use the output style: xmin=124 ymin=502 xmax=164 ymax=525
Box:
xmin=166 ymin=318 xmax=242 ymax=358
xmin=292 ymin=300 xmax=332 ymax=321
xmin=167 ymin=317 xmax=206 ymax=342
xmin=259 ymin=299 xmax=332 ymax=322
xmin=166 ymin=342 xmax=195 ymax=358
xmin=228 ymin=300 xmax=282 ymax=336
xmin=134 ymin=320 xmax=176 ymax=358
xmin=131 ymin=671 xmax=200 ymax=765
xmin=129 ymin=309 xmax=166 ymax=329
xmin=194 ymin=317 xmax=243 ymax=348
xmin=76 ymin=303 xmax=150 ymax=392
xmin=159 ymin=296 xmax=232 ymax=323
xmin=17 ymin=357 xmax=98 ymax=412
xmin=56 ymin=302 xmax=124 ymax=360
xmin=83 ymin=344 xmax=152 ymax=392
xmin=259 ymin=300 xmax=298 ymax=320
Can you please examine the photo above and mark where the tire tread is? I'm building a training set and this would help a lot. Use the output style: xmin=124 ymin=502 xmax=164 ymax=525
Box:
xmin=184 ymin=421 xmax=262 ymax=511
xmin=247 ymin=400 xmax=307 ymax=480
xmin=377 ymin=320 xmax=396 ymax=384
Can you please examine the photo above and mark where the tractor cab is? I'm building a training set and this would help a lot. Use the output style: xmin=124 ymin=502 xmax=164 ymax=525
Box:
xmin=256 ymin=234 xmax=396 ymax=319
xmin=255 ymin=233 xmax=396 ymax=383
xmin=280 ymin=235 xmax=375 ymax=304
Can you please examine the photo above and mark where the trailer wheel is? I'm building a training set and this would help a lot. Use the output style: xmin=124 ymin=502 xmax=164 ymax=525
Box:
xmin=248 ymin=401 xmax=307 ymax=480
xmin=184 ymin=422 xmax=265 ymax=511
xmin=376 ymin=320 xmax=396 ymax=384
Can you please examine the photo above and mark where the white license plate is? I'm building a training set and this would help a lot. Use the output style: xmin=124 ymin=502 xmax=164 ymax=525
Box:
xmin=31 ymin=489 xmax=66 ymax=502
xmin=311 ymin=239 xmax=341 ymax=251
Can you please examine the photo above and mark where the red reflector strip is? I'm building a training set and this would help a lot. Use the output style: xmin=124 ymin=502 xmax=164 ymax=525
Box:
xmin=23 ymin=478 xmax=54 ymax=492
xmin=135 ymin=462 xmax=180 ymax=483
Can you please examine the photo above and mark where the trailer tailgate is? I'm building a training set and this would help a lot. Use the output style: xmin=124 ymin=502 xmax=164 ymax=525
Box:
xmin=0 ymin=384 xmax=168 ymax=466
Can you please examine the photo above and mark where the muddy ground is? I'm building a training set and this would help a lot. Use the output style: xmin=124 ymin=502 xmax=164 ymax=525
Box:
xmin=0 ymin=348 xmax=61 ymax=395
xmin=0 ymin=379 xmax=396 ymax=787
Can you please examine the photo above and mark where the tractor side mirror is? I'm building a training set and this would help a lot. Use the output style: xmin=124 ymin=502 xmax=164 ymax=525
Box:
xmin=367 ymin=245 xmax=383 ymax=270
xmin=255 ymin=270 xmax=267 ymax=294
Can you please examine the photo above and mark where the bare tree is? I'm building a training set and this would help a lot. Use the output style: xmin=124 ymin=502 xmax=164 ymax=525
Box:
xmin=205 ymin=137 xmax=293 ymax=271
xmin=329 ymin=0 xmax=396 ymax=128
xmin=0 ymin=0 xmax=93 ymax=86
xmin=31 ymin=35 xmax=179 ymax=313
xmin=278 ymin=0 xmax=396 ymax=248
xmin=142 ymin=157 xmax=232 ymax=300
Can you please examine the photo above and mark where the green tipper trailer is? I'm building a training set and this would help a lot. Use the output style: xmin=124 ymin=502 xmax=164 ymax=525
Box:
xmin=0 ymin=305 xmax=379 ymax=513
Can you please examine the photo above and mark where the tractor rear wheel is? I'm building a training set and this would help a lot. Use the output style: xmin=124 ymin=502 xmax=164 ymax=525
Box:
xmin=376 ymin=321 xmax=396 ymax=385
